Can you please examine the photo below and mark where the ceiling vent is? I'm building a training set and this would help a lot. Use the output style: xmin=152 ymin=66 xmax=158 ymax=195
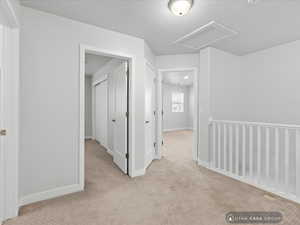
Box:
xmin=173 ymin=21 xmax=238 ymax=50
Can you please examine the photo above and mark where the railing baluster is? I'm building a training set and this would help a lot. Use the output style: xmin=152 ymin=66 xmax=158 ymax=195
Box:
xmin=266 ymin=127 xmax=270 ymax=182
xmin=275 ymin=128 xmax=279 ymax=188
xmin=249 ymin=126 xmax=253 ymax=179
xmin=235 ymin=125 xmax=239 ymax=176
xmin=229 ymin=125 xmax=233 ymax=174
xmin=218 ymin=123 xmax=221 ymax=169
xmin=224 ymin=124 xmax=227 ymax=171
xmin=296 ymin=129 xmax=300 ymax=197
xmin=257 ymin=126 xmax=261 ymax=183
xmin=212 ymin=122 xmax=216 ymax=168
xmin=285 ymin=129 xmax=289 ymax=190
xmin=242 ymin=125 xmax=246 ymax=177
xmin=208 ymin=120 xmax=300 ymax=204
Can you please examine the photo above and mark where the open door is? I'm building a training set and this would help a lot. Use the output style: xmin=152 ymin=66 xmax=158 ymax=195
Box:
xmin=145 ymin=65 xmax=156 ymax=168
xmin=112 ymin=61 xmax=128 ymax=174
xmin=0 ymin=25 xmax=4 ymax=224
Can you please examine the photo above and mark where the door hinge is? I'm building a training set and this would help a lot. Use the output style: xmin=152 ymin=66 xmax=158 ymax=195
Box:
xmin=0 ymin=129 xmax=7 ymax=136
xmin=126 ymin=112 xmax=129 ymax=117
xmin=126 ymin=153 xmax=129 ymax=159
xmin=153 ymin=142 xmax=156 ymax=148
xmin=162 ymin=110 xmax=164 ymax=116
xmin=162 ymin=140 xmax=164 ymax=146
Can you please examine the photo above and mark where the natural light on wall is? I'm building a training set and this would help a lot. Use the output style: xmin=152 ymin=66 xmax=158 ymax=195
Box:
xmin=168 ymin=0 xmax=193 ymax=16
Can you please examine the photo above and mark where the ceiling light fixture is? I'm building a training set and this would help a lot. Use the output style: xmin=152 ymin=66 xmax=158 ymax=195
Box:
xmin=168 ymin=0 xmax=193 ymax=16
xmin=184 ymin=76 xmax=189 ymax=79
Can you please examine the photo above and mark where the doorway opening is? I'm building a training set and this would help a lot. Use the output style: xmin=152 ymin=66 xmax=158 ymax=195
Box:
xmin=80 ymin=45 xmax=134 ymax=190
xmin=157 ymin=68 xmax=198 ymax=165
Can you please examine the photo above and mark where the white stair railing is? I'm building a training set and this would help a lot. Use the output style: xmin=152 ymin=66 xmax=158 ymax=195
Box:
xmin=208 ymin=119 xmax=300 ymax=204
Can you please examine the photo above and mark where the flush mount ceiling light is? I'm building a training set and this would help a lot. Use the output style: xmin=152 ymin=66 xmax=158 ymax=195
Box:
xmin=168 ymin=0 xmax=193 ymax=16
xmin=184 ymin=75 xmax=189 ymax=79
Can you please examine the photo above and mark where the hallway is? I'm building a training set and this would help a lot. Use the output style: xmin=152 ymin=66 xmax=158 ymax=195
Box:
xmin=5 ymin=139 xmax=300 ymax=225
xmin=163 ymin=130 xmax=194 ymax=167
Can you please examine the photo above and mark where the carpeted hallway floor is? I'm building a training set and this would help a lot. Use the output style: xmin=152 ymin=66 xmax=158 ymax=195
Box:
xmin=5 ymin=130 xmax=300 ymax=225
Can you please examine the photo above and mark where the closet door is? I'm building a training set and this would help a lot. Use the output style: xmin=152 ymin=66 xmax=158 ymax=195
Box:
xmin=145 ymin=65 xmax=156 ymax=168
xmin=107 ymin=71 xmax=115 ymax=153
xmin=95 ymin=80 xmax=108 ymax=148
xmin=0 ymin=25 xmax=4 ymax=223
xmin=112 ymin=62 xmax=128 ymax=174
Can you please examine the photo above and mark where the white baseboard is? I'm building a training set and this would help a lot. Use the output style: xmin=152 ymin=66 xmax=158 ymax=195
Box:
xmin=131 ymin=168 xmax=145 ymax=177
xmin=163 ymin=127 xmax=192 ymax=132
xmin=99 ymin=143 xmax=113 ymax=156
xmin=85 ymin=136 xmax=94 ymax=140
xmin=197 ymin=161 xmax=300 ymax=205
xmin=197 ymin=159 xmax=210 ymax=168
xmin=19 ymin=184 xmax=83 ymax=207
xmin=106 ymin=148 xmax=113 ymax=156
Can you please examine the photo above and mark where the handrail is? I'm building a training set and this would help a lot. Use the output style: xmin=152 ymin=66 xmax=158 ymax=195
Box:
xmin=209 ymin=119 xmax=300 ymax=129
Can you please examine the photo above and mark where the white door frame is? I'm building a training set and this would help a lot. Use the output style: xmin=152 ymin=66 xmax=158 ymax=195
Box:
xmin=79 ymin=44 xmax=135 ymax=186
xmin=156 ymin=67 xmax=199 ymax=161
xmin=0 ymin=0 xmax=20 ymax=223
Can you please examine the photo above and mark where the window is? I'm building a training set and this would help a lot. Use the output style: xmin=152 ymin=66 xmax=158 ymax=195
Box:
xmin=172 ymin=92 xmax=184 ymax=112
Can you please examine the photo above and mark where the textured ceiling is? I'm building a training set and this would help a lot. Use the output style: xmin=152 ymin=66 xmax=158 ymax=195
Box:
xmin=21 ymin=0 xmax=300 ymax=55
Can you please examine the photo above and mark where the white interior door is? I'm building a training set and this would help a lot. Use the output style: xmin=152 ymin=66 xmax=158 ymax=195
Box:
xmin=112 ymin=62 xmax=127 ymax=174
xmin=0 ymin=24 xmax=4 ymax=223
xmin=107 ymin=72 xmax=115 ymax=153
xmin=95 ymin=81 xmax=108 ymax=148
xmin=145 ymin=65 xmax=156 ymax=168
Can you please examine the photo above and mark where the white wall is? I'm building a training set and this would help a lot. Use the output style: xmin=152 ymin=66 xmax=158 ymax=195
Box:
xmin=188 ymin=85 xmax=194 ymax=128
xmin=156 ymin=54 xmax=199 ymax=69
xmin=20 ymin=6 xmax=146 ymax=199
xmin=85 ymin=76 xmax=92 ymax=138
xmin=198 ymin=47 xmax=242 ymax=163
xmin=199 ymin=41 xmax=300 ymax=164
xmin=144 ymin=42 xmax=156 ymax=68
xmin=242 ymin=40 xmax=300 ymax=124
xmin=198 ymin=48 xmax=211 ymax=163
xmin=209 ymin=41 xmax=300 ymax=125
xmin=209 ymin=48 xmax=243 ymax=121
xmin=162 ymin=83 xmax=191 ymax=131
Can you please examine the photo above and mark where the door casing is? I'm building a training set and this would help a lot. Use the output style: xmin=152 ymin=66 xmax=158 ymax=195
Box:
xmin=79 ymin=44 xmax=135 ymax=187
xmin=156 ymin=67 xmax=199 ymax=161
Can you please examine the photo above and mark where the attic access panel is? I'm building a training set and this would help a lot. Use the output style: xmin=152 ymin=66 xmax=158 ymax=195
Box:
xmin=174 ymin=21 xmax=238 ymax=50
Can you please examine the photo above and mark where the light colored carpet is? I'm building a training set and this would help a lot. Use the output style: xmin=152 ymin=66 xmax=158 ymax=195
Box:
xmin=5 ymin=130 xmax=300 ymax=225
